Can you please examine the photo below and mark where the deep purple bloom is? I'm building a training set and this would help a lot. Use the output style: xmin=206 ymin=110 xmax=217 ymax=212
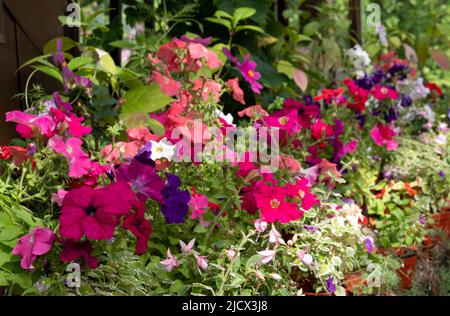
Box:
xmin=52 ymin=39 xmax=65 ymax=66
xmin=331 ymin=137 xmax=345 ymax=163
xmin=371 ymin=70 xmax=385 ymax=85
xmin=326 ymin=276 xmax=336 ymax=293
xmin=438 ymin=171 xmax=445 ymax=178
xmin=356 ymin=75 xmax=374 ymax=90
xmin=384 ymin=107 xmax=398 ymax=123
xmin=161 ymin=173 xmax=191 ymax=224
xmin=358 ymin=115 xmax=366 ymax=128
xmin=342 ymin=198 xmax=354 ymax=204
xmin=401 ymin=95 xmax=413 ymax=107
xmin=116 ymin=160 xmax=164 ymax=203
xmin=135 ymin=142 xmax=155 ymax=167
xmin=364 ymin=237 xmax=374 ymax=253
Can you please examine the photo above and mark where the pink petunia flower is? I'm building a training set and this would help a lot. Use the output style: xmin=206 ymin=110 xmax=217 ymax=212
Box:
xmin=238 ymin=105 xmax=269 ymax=118
xmin=12 ymin=227 xmax=55 ymax=270
xmin=50 ymin=108 xmax=92 ymax=138
xmin=370 ymin=123 xmax=399 ymax=151
xmin=180 ymin=238 xmax=196 ymax=254
xmin=48 ymin=135 xmax=92 ymax=178
xmin=6 ymin=110 xmax=55 ymax=139
xmin=255 ymin=183 xmax=302 ymax=224
xmin=257 ymin=249 xmax=276 ymax=264
xmin=226 ymin=78 xmax=245 ymax=105
xmin=59 ymin=182 xmax=135 ymax=240
xmin=254 ymin=219 xmax=268 ymax=232
xmin=194 ymin=253 xmax=208 ymax=270
xmin=51 ymin=189 xmax=68 ymax=207
xmin=286 ymin=177 xmax=320 ymax=210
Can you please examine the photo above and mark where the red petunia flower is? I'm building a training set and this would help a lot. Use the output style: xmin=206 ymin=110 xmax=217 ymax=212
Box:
xmin=60 ymin=240 xmax=98 ymax=269
xmin=123 ymin=201 xmax=152 ymax=255
xmin=59 ymin=182 xmax=135 ymax=241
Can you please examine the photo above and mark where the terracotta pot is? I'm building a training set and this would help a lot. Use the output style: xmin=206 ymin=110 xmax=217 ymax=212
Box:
xmin=344 ymin=272 xmax=366 ymax=295
xmin=431 ymin=212 xmax=450 ymax=237
xmin=397 ymin=254 xmax=417 ymax=290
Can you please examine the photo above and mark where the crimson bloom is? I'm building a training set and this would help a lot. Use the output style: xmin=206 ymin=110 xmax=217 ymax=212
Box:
xmin=59 ymin=182 xmax=135 ymax=240
xmin=123 ymin=201 xmax=152 ymax=255
xmin=285 ymin=178 xmax=320 ymax=210
xmin=60 ymin=240 xmax=98 ymax=269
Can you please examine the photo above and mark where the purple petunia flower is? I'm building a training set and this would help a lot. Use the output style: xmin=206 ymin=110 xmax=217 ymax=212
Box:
xmin=401 ymin=95 xmax=413 ymax=107
xmin=385 ymin=107 xmax=398 ymax=123
xmin=116 ymin=160 xmax=164 ymax=203
xmin=304 ymin=225 xmax=318 ymax=232
xmin=326 ymin=276 xmax=336 ymax=293
xmin=438 ymin=171 xmax=445 ymax=178
xmin=135 ymin=142 xmax=155 ymax=167
xmin=419 ymin=213 xmax=426 ymax=225
xmin=160 ymin=173 xmax=191 ymax=224
xmin=180 ymin=35 xmax=212 ymax=46
xmin=364 ymin=237 xmax=374 ymax=253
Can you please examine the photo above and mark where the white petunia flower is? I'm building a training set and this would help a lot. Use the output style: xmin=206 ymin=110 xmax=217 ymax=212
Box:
xmin=150 ymin=138 xmax=175 ymax=161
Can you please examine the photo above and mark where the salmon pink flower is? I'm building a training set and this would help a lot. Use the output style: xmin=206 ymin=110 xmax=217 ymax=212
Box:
xmin=370 ymin=123 xmax=398 ymax=151
xmin=238 ymin=105 xmax=268 ymax=118
xmin=226 ymin=78 xmax=245 ymax=105
xmin=12 ymin=227 xmax=55 ymax=270
xmin=0 ymin=145 xmax=28 ymax=166
xmin=60 ymin=240 xmax=98 ymax=269
xmin=151 ymin=71 xmax=182 ymax=97
xmin=123 ymin=201 xmax=152 ymax=255
xmin=59 ymin=182 xmax=135 ymax=240
xmin=160 ymin=248 xmax=180 ymax=272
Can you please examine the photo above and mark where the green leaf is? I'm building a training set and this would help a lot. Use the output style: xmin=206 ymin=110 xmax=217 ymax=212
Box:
xmin=7 ymin=271 xmax=32 ymax=289
xmin=235 ymin=25 xmax=264 ymax=34
xmin=32 ymin=65 xmax=63 ymax=82
xmin=147 ymin=118 xmax=165 ymax=136
xmin=0 ymin=226 xmax=23 ymax=242
xmin=109 ymin=40 xmax=135 ymax=49
xmin=215 ymin=10 xmax=233 ymax=19
xmin=233 ymin=7 xmax=256 ymax=22
xmin=43 ymin=37 xmax=77 ymax=55
xmin=13 ymin=206 xmax=42 ymax=226
xmin=68 ymin=57 xmax=95 ymax=71
xmin=117 ymin=68 xmax=143 ymax=89
xmin=205 ymin=17 xmax=232 ymax=30
xmin=96 ymin=49 xmax=117 ymax=75
xmin=121 ymin=84 xmax=173 ymax=115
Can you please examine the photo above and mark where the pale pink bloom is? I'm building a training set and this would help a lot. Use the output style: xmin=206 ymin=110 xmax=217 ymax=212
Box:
xmin=12 ymin=227 xmax=55 ymax=270
xmin=254 ymin=219 xmax=268 ymax=233
xmin=160 ymin=248 xmax=180 ymax=272
xmin=270 ymin=273 xmax=282 ymax=281
xmin=226 ymin=249 xmax=236 ymax=260
xmin=255 ymin=271 xmax=265 ymax=281
xmin=297 ymin=251 xmax=314 ymax=266
xmin=180 ymin=239 xmax=196 ymax=254
xmin=257 ymin=250 xmax=276 ymax=264
xmin=301 ymin=166 xmax=319 ymax=185
xmin=194 ymin=253 xmax=208 ymax=270
xmin=268 ymin=224 xmax=285 ymax=245
xmin=51 ymin=189 xmax=68 ymax=207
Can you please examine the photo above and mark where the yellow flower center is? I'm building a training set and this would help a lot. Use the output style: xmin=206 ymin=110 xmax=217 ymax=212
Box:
xmin=381 ymin=87 xmax=389 ymax=94
xmin=155 ymin=146 xmax=164 ymax=153
xmin=297 ymin=190 xmax=305 ymax=199
xmin=248 ymin=70 xmax=255 ymax=78
xmin=270 ymin=199 xmax=281 ymax=209
xmin=279 ymin=116 xmax=288 ymax=125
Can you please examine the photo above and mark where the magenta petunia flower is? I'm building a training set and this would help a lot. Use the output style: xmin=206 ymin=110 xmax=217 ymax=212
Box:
xmin=60 ymin=239 xmax=98 ymax=269
xmin=12 ymin=227 xmax=55 ymax=270
xmin=254 ymin=183 xmax=302 ymax=223
xmin=370 ymin=123 xmax=398 ymax=151
xmin=286 ymin=177 xmax=320 ymax=210
xmin=238 ymin=54 xmax=263 ymax=94
xmin=371 ymin=84 xmax=399 ymax=100
xmin=59 ymin=182 xmax=135 ymax=241
xmin=6 ymin=110 xmax=55 ymax=139
xmin=116 ymin=160 xmax=164 ymax=203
